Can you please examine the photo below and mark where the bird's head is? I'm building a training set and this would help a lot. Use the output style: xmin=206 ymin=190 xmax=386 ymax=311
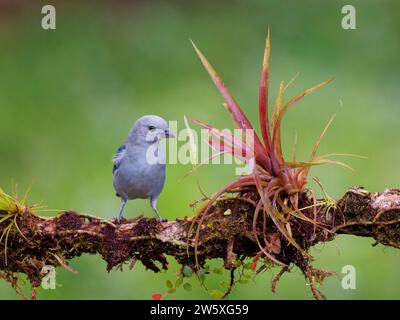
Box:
xmin=129 ymin=115 xmax=175 ymax=144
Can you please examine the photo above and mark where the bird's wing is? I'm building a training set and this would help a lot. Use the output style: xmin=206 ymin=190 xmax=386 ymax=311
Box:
xmin=112 ymin=144 xmax=126 ymax=173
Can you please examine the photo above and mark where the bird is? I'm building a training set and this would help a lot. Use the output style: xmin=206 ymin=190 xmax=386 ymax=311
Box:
xmin=112 ymin=115 xmax=174 ymax=222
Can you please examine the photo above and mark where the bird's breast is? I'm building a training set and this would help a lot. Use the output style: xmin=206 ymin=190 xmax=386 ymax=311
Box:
xmin=113 ymin=147 xmax=166 ymax=200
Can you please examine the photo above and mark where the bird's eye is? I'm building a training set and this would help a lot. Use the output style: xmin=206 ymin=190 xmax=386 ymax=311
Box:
xmin=148 ymin=126 xmax=156 ymax=130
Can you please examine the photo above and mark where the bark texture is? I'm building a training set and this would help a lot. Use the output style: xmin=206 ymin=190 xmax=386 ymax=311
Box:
xmin=1 ymin=186 xmax=400 ymax=298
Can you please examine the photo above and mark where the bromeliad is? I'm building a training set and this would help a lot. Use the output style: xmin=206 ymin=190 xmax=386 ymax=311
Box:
xmin=188 ymin=30 xmax=349 ymax=267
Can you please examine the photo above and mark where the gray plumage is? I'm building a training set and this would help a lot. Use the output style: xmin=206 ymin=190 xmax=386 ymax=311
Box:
xmin=112 ymin=115 xmax=174 ymax=222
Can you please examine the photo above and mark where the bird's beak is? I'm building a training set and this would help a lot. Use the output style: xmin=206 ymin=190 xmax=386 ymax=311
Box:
xmin=164 ymin=128 xmax=175 ymax=138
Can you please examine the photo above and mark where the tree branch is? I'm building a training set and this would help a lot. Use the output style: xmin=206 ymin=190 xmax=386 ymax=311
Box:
xmin=1 ymin=186 xmax=400 ymax=297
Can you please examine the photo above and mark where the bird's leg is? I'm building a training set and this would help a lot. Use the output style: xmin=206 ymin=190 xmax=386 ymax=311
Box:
xmin=150 ymin=196 xmax=164 ymax=222
xmin=117 ymin=199 xmax=127 ymax=222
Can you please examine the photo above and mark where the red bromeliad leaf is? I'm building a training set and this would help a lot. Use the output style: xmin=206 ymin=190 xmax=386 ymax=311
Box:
xmin=271 ymin=80 xmax=285 ymax=168
xmin=188 ymin=117 xmax=253 ymax=158
xmin=190 ymin=40 xmax=255 ymax=131
xmin=285 ymin=78 xmax=333 ymax=111
xmin=301 ymin=114 xmax=337 ymax=178
xmin=208 ymin=135 xmax=249 ymax=161
xmin=190 ymin=116 xmax=272 ymax=171
xmin=259 ymin=29 xmax=272 ymax=152
xmin=308 ymin=114 xmax=336 ymax=163
xmin=190 ymin=40 xmax=270 ymax=168
xmin=273 ymin=78 xmax=333 ymax=144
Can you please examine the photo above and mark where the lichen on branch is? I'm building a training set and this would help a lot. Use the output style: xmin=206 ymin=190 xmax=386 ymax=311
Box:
xmin=1 ymin=186 xmax=400 ymax=299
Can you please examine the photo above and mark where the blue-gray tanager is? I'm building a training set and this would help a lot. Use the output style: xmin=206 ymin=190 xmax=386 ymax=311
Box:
xmin=112 ymin=115 xmax=174 ymax=222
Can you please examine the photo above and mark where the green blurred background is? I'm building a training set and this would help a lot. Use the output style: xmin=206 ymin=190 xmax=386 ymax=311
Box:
xmin=0 ymin=0 xmax=399 ymax=299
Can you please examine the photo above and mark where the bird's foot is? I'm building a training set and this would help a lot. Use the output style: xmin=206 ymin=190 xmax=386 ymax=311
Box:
xmin=115 ymin=215 xmax=126 ymax=224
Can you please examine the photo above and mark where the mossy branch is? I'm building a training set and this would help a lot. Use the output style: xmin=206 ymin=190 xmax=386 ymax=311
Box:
xmin=1 ymin=186 xmax=400 ymax=298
